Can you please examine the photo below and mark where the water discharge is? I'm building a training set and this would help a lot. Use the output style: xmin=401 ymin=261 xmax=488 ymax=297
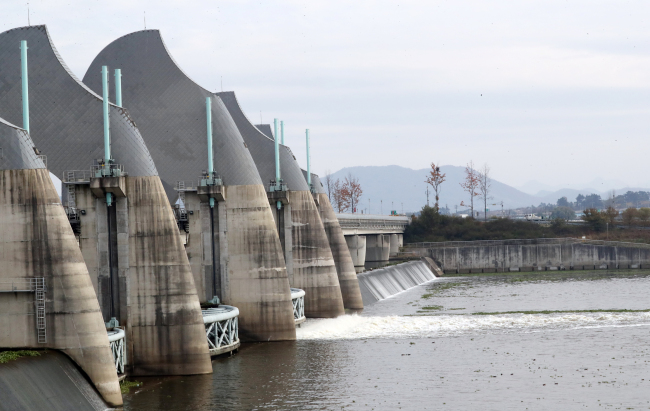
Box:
xmin=297 ymin=311 xmax=650 ymax=340
xmin=357 ymin=260 xmax=437 ymax=303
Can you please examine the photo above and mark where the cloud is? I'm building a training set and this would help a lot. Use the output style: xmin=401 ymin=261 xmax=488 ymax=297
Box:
xmin=3 ymin=0 xmax=650 ymax=187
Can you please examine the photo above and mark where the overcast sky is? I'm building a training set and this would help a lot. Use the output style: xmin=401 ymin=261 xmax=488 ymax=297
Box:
xmin=4 ymin=1 xmax=650 ymax=190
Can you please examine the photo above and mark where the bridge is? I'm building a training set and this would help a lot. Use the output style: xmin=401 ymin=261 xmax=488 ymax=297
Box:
xmin=336 ymin=213 xmax=410 ymax=271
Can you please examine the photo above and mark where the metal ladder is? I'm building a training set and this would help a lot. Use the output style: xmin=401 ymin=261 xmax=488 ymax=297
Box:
xmin=177 ymin=181 xmax=186 ymax=209
xmin=66 ymin=172 xmax=76 ymax=208
xmin=35 ymin=278 xmax=46 ymax=343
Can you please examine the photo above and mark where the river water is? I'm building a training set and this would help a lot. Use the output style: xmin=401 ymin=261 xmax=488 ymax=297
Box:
xmin=123 ymin=270 xmax=650 ymax=410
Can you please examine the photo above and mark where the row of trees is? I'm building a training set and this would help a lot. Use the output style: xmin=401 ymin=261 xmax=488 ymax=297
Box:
xmin=323 ymin=173 xmax=363 ymax=213
xmin=557 ymin=191 xmax=650 ymax=211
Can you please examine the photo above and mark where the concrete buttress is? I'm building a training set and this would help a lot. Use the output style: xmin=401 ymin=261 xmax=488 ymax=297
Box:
xmin=305 ymin=173 xmax=363 ymax=309
xmin=0 ymin=117 xmax=122 ymax=406
xmin=216 ymin=92 xmax=346 ymax=317
xmin=0 ymin=25 xmax=212 ymax=376
xmin=82 ymin=30 xmax=296 ymax=340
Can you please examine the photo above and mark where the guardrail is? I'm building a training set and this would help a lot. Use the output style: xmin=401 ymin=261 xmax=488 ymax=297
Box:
xmin=291 ymin=288 xmax=306 ymax=325
xmin=202 ymin=305 xmax=240 ymax=356
xmin=63 ymin=170 xmax=92 ymax=183
xmin=107 ymin=328 xmax=126 ymax=375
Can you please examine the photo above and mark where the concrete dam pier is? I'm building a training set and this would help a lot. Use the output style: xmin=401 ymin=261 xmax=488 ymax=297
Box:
xmin=83 ymin=29 xmax=298 ymax=339
xmin=217 ymin=92 xmax=350 ymax=317
xmin=0 ymin=25 xmax=211 ymax=381
xmin=406 ymin=238 xmax=650 ymax=273
xmin=306 ymin=172 xmax=364 ymax=310
xmin=0 ymin=117 xmax=122 ymax=406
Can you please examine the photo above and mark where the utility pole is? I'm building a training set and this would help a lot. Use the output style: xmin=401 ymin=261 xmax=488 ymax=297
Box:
xmin=426 ymin=186 xmax=430 ymax=206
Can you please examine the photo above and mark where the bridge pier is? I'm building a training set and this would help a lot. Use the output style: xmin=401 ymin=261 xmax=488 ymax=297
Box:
xmin=345 ymin=235 xmax=367 ymax=273
xmin=366 ymin=234 xmax=391 ymax=267
xmin=389 ymin=234 xmax=403 ymax=257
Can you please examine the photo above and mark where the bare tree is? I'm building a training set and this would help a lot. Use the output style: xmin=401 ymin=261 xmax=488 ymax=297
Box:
xmin=425 ymin=162 xmax=446 ymax=212
xmin=323 ymin=170 xmax=334 ymax=203
xmin=331 ymin=179 xmax=349 ymax=213
xmin=478 ymin=163 xmax=492 ymax=221
xmin=459 ymin=161 xmax=480 ymax=217
xmin=344 ymin=173 xmax=363 ymax=213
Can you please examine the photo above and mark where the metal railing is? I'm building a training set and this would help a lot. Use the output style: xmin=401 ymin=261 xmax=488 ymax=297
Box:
xmin=63 ymin=170 xmax=93 ymax=183
xmin=175 ymin=180 xmax=198 ymax=192
xmin=291 ymin=288 xmax=306 ymax=325
xmin=0 ymin=278 xmax=46 ymax=343
xmin=336 ymin=214 xmax=409 ymax=231
xmin=202 ymin=305 xmax=240 ymax=356
xmin=107 ymin=328 xmax=126 ymax=375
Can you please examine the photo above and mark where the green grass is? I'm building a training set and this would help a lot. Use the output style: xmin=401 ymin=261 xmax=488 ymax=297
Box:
xmin=422 ymin=281 xmax=466 ymax=299
xmin=472 ymin=309 xmax=650 ymax=316
xmin=420 ymin=305 xmax=443 ymax=311
xmin=120 ymin=380 xmax=142 ymax=394
xmin=0 ymin=350 xmax=41 ymax=364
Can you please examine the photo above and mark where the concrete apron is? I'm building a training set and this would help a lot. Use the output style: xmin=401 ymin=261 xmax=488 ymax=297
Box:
xmin=314 ymin=193 xmax=364 ymax=310
xmin=278 ymin=191 xmax=345 ymax=318
xmin=74 ymin=175 xmax=211 ymax=376
xmin=183 ymin=184 xmax=296 ymax=342
xmin=0 ymin=168 xmax=122 ymax=406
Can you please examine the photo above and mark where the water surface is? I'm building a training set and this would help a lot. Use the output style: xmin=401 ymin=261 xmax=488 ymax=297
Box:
xmin=124 ymin=270 xmax=650 ymax=410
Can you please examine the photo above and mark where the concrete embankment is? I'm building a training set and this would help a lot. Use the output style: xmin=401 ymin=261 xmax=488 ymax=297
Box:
xmin=357 ymin=260 xmax=438 ymax=305
xmin=0 ymin=351 xmax=109 ymax=411
xmin=406 ymin=238 xmax=650 ymax=273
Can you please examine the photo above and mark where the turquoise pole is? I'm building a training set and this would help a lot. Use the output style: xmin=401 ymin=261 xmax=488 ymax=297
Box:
xmin=20 ymin=41 xmax=29 ymax=134
xmin=114 ymin=69 xmax=122 ymax=107
xmin=101 ymin=66 xmax=112 ymax=206
xmin=206 ymin=97 xmax=213 ymax=174
xmin=280 ymin=120 xmax=284 ymax=145
xmin=274 ymin=118 xmax=280 ymax=182
xmin=206 ymin=97 xmax=215 ymax=209
xmin=101 ymin=66 xmax=110 ymax=162
xmin=306 ymin=129 xmax=311 ymax=186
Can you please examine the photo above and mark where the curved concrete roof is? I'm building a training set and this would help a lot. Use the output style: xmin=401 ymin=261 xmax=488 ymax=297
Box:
xmin=0 ymin=117 xmax=44 ymax=170
xmin=217 ymin=92 xmax=310 ymax=191
xmin=0 ymin=26 xmax=157 ymax=179
xmin=82 ymin=30 xmax=262 ymax=199
xmin=255 ymin=124 xmax=274 ymax=140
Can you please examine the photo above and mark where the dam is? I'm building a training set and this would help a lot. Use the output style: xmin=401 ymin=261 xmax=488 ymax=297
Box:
xmin=0 ymin=23 xmax=365 ymax=407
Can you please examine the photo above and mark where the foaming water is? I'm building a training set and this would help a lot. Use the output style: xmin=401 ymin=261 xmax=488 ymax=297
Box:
xmin=296 ymin=312 xmax=650 ymax=340
xmin=357 ymin=260 xmax=437 ymax=304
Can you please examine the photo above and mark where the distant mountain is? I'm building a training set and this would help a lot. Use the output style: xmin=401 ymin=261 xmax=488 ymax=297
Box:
xmin=327 ymin=165 xmax=650 ymax=214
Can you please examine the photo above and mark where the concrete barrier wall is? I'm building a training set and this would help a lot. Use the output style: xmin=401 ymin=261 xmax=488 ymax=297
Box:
xmin=412 ymin=241 xmax=650 ymax=273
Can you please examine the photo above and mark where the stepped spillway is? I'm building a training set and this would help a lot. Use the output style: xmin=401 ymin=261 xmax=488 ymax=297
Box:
xmin=357 ymin=261 xmax=437 ymax=304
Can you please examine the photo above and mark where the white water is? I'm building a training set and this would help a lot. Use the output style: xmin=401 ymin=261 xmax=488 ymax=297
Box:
xmin=357 ymin=261 xmax=437 ymax=304
xmin=296 ymin=312 xmax=650 ymax=340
